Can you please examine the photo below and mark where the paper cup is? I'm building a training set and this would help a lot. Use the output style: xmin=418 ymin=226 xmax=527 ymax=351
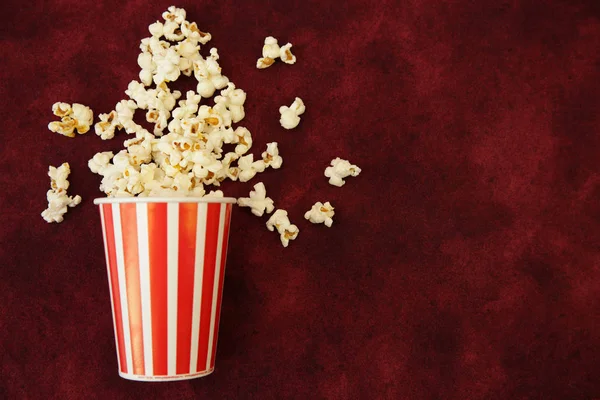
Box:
xmin=94 ymin=197 xmax=235 ymax=381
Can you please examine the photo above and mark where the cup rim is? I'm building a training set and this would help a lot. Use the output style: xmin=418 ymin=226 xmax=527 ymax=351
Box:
xmin=93 ymin=197 xmax=237 ymax=205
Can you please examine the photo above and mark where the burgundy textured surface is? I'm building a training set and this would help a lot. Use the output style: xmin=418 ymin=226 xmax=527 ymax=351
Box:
xmin=2 ymin=0 xmax=600 ymax=398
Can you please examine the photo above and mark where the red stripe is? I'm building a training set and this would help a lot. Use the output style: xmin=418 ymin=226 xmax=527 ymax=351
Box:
xmin=148 ymin=203 xmax=168 ymax=375
xmin=176 ymin=203 xmax=198 ymax=374
xmin=120 ymin=203 xmax=145 ymax=376
xmin=102 ymin=204 xmax=128 ymax=373
xmin=210 ymin=204 xmax=232 ymax=367
xmin=196 ymin=203 xmax=221 ymax=372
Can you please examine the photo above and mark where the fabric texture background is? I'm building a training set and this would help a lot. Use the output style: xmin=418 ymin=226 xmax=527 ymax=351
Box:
xmin=1 ymin=0 xmax=600 ymax=398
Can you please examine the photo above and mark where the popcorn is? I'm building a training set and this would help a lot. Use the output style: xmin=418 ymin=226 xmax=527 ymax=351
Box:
xmin=256 ymin=36 xmax=280 ymax=69
xmin=256 ymin=57 xmax=276 ymax=69
xmin=88 ymin=151 xmax=114 ymax=174
xmin=52 ymin=102 xmax=72 ymax=118
xmin=176 ymin=38 xmax=201 ymax=76
xmin=163 ymin=20 xmax=185 ymax=42
xmin=279 ymin=97 xmax=305 ymax=129
xmin=48 ymin=117 xmax=76 ymax=138
xmin=261 ymin=142 xmax=283 ymax=169
xmin=80 ymin=8 xmax=317 ymax=210
xmin=324 ymin=157 xmax=361 ymax=187
xmin=125 ymin=81 xmax=151 ymax=108
xmin=48 ymin=102 xmax=94 ymax=137
xmin=162 ymin=6 xmax=186 ymax=24
xmin=256 ymin=37 xmax=297 ymax=69
xmin=266 ymin=209 xmax=299 ymax=247
xmin=237 ymin=154 xmax=266 ymax=182
xmin=41 ymin=163 xmax=82 ymax=223
xmin=262 ymin=36 xmax=281 ymax=59
xmin=214 ymin=83 xmax=246 ymax=123
xmin=194 ymin=48 xmax=229 ymax=98
xmin=125 ymin=81 xmax=181 ymax=136
xmin=115 ymin=100 xmax=144 ymax=134
xmin=70 ymin=104 xmax=94 ymax=133
xmin=137 ymin=51 xmax=156 ymax=86
xmin=94 ymin=111 xmax=122 ymax=140
xmin=154 ymin=47 xmax=181 ymax=84
xmin=304 ymin=201 xmax=335 ymax=227
xmin=233 ymin=126 xmax=252 ymax=155
xmin=205 ymin=190 xmax=224 ymax=197
xmin=148 ymin=21 xmax=164 ymax=38
xmin=279 ymin=43 xmax=296 ymax=64
xmin=181 ymin=21 xmax=211 ymax=45
xmin=237 ymin=182 xmax=274 ymax=217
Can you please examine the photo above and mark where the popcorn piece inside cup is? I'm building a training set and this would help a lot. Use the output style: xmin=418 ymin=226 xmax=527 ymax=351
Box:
xmin=237 ymin=182 xmax=274 ymax=217
xmin=304 ymin=201 xmax=335 ymax=227
xmin=41 ymin=162 xmax=82 ymax=223
xmin=48 ymin=102 xmax=94 ymax=137
xmin=324 ymin=157 xmax=361 ymax=187
xmin=266 ymin=209 xmax=299 ymax=247
xmin=279 ymin=97 xmax=305 ymax=129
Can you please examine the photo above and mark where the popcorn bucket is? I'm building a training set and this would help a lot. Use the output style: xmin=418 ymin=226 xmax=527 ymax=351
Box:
xmin=93 ymin=197 xmax=235 ymax=381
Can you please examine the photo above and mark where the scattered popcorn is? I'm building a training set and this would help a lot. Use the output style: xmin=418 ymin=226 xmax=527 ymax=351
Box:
xmin=56 ymin=6 xmax=353 ymax=250
xmin=237 ymin=182 xmax=274 ymax=217
xmin=233 ymin=126 xmax=253 ymax=155
xmin=262 ymin=36 xmax=281 ymax=59
xmin=41 ymin=163 xmax=82 ymax=223
xmin=279 ymin=97 xmax=305 ymax=129
xmin=261 ymin=142 xmax=283 ymax=169
xmin=256 ymin=37 xmax=297 ymax=69
xmin=237 ymin=154 xmax=266 ymax=182
xmin=94 ymin=111 xmax=122 ymax=140
xmin=256 ymin=36 xmax=280 ymax=69
xmin=256 ymin=57 xmax=276 ymax=69
xmin=304 ymin=201 xmax=335 ymax=227
xmin=266 ymin=209 xmax=299 ymax=247
xmin=279 ymin=43 xmax=296 ymax=64
xmin=48 ymin=102 xmax=94 ymax=137
xmin=324 ymin=157 xmax=361 ymax=187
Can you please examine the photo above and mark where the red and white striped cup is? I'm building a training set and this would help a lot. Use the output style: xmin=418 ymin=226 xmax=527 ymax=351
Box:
xmin=94 ymin=197 xmax=235 ymax=381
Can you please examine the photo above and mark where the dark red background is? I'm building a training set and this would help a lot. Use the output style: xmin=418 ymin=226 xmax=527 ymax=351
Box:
xmin=2 ymin=0 xmax=600 ymax=398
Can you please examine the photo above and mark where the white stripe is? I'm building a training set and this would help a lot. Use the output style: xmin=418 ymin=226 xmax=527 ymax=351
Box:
xmin=113 ymin=203 xmax=133 ymax=374
xmin=167 ymin=203 xmax=179 ymax=376
xmin=136 ymin=203 xmax=153 ymax=375
xmin=100 ymin=206 xmax=121 ymax=371
xmin=206 ymin=204 xmax=227 ymax=369
xmin=189 ymin=203 xmax=207 ymax=373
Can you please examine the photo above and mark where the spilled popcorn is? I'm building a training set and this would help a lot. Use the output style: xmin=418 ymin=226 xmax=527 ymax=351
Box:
xmin=42 ymin=5 xmax=363 ymax=247
xmin=279 ymin=97 xmax=305 ymax=130
xmin=237 ymin=182 xmax=274 ymax=217
xmin=256 ymin=36 xmax=296 ymax=69
xmin=48 ymin=102 xmax=94 ymax=138
xmin=86 ymin=6 xmax=269 ymax=198
xmin=41 ymin=163 xmax=82 ymax=223
xmin=325 ymin=157 xmax=361 ymax=187
xmin=304 ymin=201 xmax=335 ymax=227
xmin=266 ymin=209 xmax=299 ymax=247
